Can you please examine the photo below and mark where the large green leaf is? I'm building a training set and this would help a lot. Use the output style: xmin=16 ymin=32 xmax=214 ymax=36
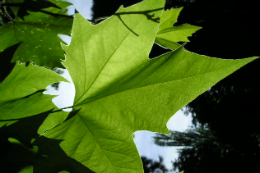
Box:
xmin=0 ymin=10 xmax=73 ymax=68
xmin=0 ymin=62 xmax=68 ymax=120
xmin=44 ymin=0 xmax=257 ymax=173
xmin=156 ymin=7 xmax=201 ymax=50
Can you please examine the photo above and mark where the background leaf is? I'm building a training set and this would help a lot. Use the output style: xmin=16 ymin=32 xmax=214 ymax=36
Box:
xmin=0 ymin=62 xmax=67 ymax=103
xmin=0 ymin=9 xmax=73 ymax=68
xmin=158 ymin=24 xmax=201 ymax=42
xmin=0 ymin=92 xmax=55 ymax=120
xmin=37 ymin=110 xmax=69 ymax=135
xmin=156 ymin=24 xmax=201 ymax=50
xmin=156 ymin=8 xmax=201 ymax=50
xmin=0 ymin=62 xmax=68 ymax=120
xmin=158 ymin=7 xmax=183 ymax=31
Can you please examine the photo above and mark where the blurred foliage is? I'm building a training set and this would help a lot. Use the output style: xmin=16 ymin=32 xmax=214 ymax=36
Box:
xmin=141 ymin=156 xmax=168 ymax=173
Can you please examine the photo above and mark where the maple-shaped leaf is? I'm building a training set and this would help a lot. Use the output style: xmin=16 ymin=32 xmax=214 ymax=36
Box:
xmin=156 ymin=7 xmax=201 ymax=50
xmin=44 ymin=0 xmax=257 ymax=173
xmin=0 ymin=10 xmax=72 ymax=68
xmin=0 ymin=62 xmax=67 ymax=120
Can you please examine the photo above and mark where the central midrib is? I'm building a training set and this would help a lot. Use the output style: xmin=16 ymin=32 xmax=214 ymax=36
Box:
xmin=74 ymin=17 xmax=145 ymax=105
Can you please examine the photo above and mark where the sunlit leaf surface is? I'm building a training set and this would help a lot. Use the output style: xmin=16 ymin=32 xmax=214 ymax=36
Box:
xmin=44 ymin=0 xmax=257 ymax=172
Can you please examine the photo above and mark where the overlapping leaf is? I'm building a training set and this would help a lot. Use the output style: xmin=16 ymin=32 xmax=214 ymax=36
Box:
xmin=0 ymin=62 xmax=68 ymax=120
xmin=156 ymin=7 xmax=201 ymax=50
xmin=44 ymin=0 xmax=257 ymax=173
xmin=0 ymin=4 xmax=73 ymax=68
xmin=0 ymin=55 xmax=74 ymax=171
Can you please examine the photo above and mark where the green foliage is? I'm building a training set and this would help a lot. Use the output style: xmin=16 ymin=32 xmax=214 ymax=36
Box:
xmin=0 ymin=62 xmax=67 ymax=120
xmin=0 ymin=0 xmax=73 ymax=68
xmin=0 ymin=0 xmax=258 ymax=172
xmin=156 ymin=7 xmax=201 ymax=50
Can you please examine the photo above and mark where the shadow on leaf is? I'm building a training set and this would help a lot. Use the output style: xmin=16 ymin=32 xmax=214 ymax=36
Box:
xmin=0 ymin=43 xmax=21 ymax=82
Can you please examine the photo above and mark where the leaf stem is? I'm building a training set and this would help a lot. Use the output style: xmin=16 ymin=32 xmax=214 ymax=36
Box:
xmin=3 ymin=6 xmax=13 ymax=21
